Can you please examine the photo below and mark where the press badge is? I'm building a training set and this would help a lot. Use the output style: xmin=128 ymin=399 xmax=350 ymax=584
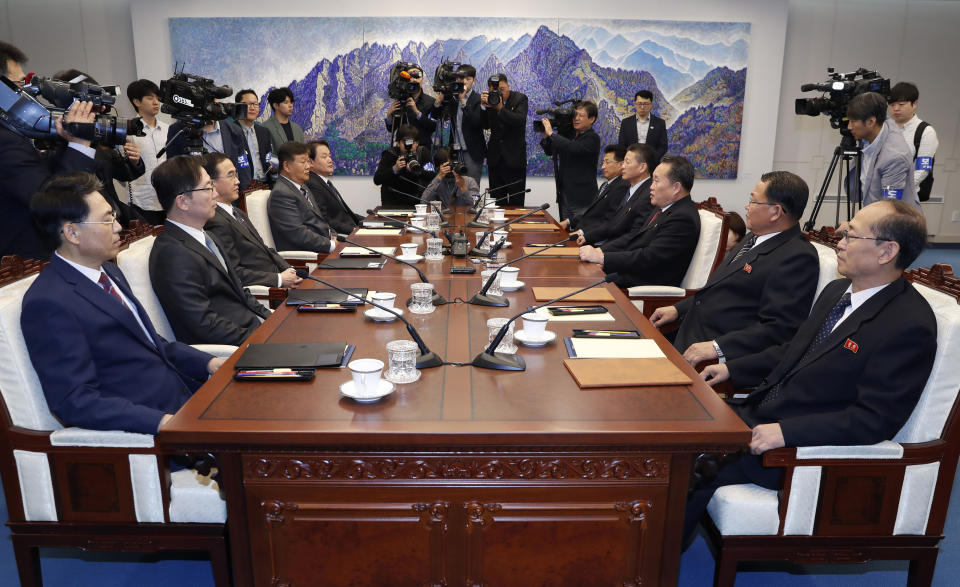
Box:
xmin=237 ymin=153 xmax=251 ymax=169
xmin=916 ymin=156 xmax=933 ymax=171
xmin=882 ymin=187 xmax=904 ymax=200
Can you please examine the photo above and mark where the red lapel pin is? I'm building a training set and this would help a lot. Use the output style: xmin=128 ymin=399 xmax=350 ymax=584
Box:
xmin=844 ymin=338 xmax=859 ymax=353
xmin=743 ymin=263 xmax=752 ymax=274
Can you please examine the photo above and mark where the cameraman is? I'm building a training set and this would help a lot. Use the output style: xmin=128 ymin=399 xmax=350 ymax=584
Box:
xmin=845 ymin=92 xmax=918 ymax=209
xmin=889 ymin=82 xmax=938 ymax=202
xmin=373 ymin=124 xmax=435 ymax=208
xmin=433 ymin=64 xmax=485 ymax=184
xmin=0 ymin=41 xmax=100 ymax=259
xmin=421 ymin=147 xmax=479 ymax=207
xmin=385 ymin=66 xmax=436 ymax=156
xmin=539 ymin=100 xmax=602 ymax=220
xmin=482 ymin=73 xmax=528 ymax=206
xmin=165 ymin=116 xmax=253 ymax=190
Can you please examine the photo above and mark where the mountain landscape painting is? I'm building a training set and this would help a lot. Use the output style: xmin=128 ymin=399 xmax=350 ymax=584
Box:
xmin=169 ymin=17 xmax=749 ymax=178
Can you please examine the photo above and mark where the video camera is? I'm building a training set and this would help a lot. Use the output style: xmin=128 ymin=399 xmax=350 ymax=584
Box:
xmin=158 ymin=68 xmax=247 ymax=125
xmin=388 ymin=62 xmax=422 ymax=102
xmin=533 ymin=98 xmax=579 ymax=134
xmin=433 ymin=61 xmax=465 ymax=103
xmin=795 ymin=67 xmax=890 ymax=131
xmin=0 ymin=74 xmax=142 ymax=147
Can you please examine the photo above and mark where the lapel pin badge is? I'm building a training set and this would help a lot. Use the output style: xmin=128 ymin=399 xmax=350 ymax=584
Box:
xmin=844 ymin=338 xmax=859 ymax=353
xmin=743 ymin=263 xmax=752 ymax=274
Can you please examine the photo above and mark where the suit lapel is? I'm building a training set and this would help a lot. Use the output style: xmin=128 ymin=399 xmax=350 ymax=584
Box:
xmin=165 ymin=221 xmax=236 ymax=286
xmin=706 ymin=226 xmax=802 ymax=288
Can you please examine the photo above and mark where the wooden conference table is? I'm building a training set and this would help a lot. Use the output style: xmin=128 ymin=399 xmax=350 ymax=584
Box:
xmin=160 ymin=207 xmax=750 ymax=586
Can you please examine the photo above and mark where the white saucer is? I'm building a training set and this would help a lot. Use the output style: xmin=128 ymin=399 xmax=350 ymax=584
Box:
xmin=515 ymin=329 xmax=557 ymax=347
xmin=500 ymin=280 xmax=525 ymax=292
xmin=339 ymin=379 xmax=395 ymax=403
xmin=365 ymin=307 xmax=404 ymax=322
xmin=396 ymin=254 xmax=424 ymax=263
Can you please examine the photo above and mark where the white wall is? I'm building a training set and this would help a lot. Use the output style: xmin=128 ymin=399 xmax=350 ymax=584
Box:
xmin=3 ymin=0 xmax=957 ymax=239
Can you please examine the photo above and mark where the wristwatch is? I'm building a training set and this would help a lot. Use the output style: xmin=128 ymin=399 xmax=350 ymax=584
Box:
xmin=713 ymin=340 xmax=726 ymax=364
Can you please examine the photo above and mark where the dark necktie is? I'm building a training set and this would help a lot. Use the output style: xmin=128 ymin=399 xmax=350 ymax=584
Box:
xmin=300 ymin=186 xmax=315 ymax=209
xmin=761 ymin=292 xmax=852 ymax=406
xmin=597 ymin=182 xmax=609 ymax=199
xmin=232 ymin=206 xmax=248 ymax=226
xmin=98 ymin=271 xmax=131 ymax=312
xmin=646 ymin=209 xmax=662 ymax=226
xmin=730 ymin=234 xmax=757 ymax=265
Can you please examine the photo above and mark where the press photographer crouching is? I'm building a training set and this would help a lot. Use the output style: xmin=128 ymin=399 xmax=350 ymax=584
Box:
xmin=373 ymin=124 xmax=435 ymax=208
xmin=421 ymin=147 xmax=479 ymax=207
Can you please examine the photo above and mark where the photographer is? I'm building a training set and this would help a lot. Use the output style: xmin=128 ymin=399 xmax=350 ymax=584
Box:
xmin=433 ymin=64 xmax=485 ymax=183
xmin=385 ymin=66 xmax=436 ymax=156
xmin=482 ymin=73 xmax=528 ymax=205
xmin=889 ymin=82 xmax=938 ymax=202
xmin=373 ymin=124 xmax=435 ymax=208
xmin=0 ymin=41 xmax=101 ymax=259
xmin=165 ymin=117 xmax=253 ymax=189
xmin=421 ymin=147 xmax=479 ymax=207
xmin=539 ymin=100 xmax=602 ymax=220
xmin=845 ymin=92 xmax=918 ymax=209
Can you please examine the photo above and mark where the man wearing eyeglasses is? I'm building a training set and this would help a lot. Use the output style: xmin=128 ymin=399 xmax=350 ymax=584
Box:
xmin=683 ymin=200 xmax=936 ymax=547
xmin=21 ymin=172 xmax=225 ymax=434
xmin=617 ymin=90 xmax=668 ymax=165
xmin=650 ymin=171 xmax=819 ymax=368
xmin=149 ymin=156 xmax=271 ymax=346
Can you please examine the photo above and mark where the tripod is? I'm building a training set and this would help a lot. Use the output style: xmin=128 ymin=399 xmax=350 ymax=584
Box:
xmin=804 ymin=133 xmax=863 ymax=231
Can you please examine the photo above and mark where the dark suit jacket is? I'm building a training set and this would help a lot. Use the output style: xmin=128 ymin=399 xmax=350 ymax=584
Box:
xmin=485 ymin=91 xmax=528 ymax=171
xmin=166 ymin=120 xmax=253 ymax=189
xmin=569 ymin=177 xmax=627 ymax=233
xmin=205 ymin=204 xmax=291 ymax=287
xmin=540 ymin=128 xmax=602 ymax=212
xmin=0 ymin=127 xmax=98 ymax=259
xmin=672 ymin=225 xmax=819 ymax=360
xmin=585 ymin=178 xmax=656 ymax=248
xmin=306 ymin=172 xmax=360 ymax=235
xmin=372 ymin=148 xmax=434 ymax=208
xmin=268 ymin=177 xmax=335 ymax=252
xmin=385 ymin=92 xmax=437 ymax=151
xmin=601 ymin=195 xmax=700 ymax=288
xmin=235 ymin=121 xmax=273 ymax=182
xmin=617 ymin=114 xmax=668 ymax=163
xmin=728 ymin=277 xmax=937 ymax=447
xmin=21 ymin=255 xmax=212 ymax=434
xmin=92 ymin=146 xmax=146 ymax=229
xmin=149 ymin=222 xmax=270 ymax=345
xmin=434 ymin=90 xmax=488 ymax=162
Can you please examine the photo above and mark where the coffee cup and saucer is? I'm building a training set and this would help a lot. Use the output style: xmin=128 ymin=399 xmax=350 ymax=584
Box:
xmin=514 ymin=312 xmax=555 ymax=347
xmin=340 ymin=358 xmax=395 ymax=402
xmin=397 ymin=243 xmax=423 ymax=262
xmin=498 ymin=266 xmax=525 ymax=292
xmin=366 ymin=292 xmax=403 ymax=322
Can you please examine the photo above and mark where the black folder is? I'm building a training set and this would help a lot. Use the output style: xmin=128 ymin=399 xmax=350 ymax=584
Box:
xmin=235 ymin=342 xmax=347 ymax=369
xmin=319 ymin=258 xmax=387 ymax=270
xmin=284 ymin=288 xmax=368 ymax=306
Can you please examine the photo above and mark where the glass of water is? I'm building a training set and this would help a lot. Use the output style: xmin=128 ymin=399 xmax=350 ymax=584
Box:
xmin=409 ymin=282 xmax=435 ymax=314
xmin=385 ymin=339 xmax=420 ymax=384
xmin=426 ymin=211 xmax=441 ymax=232
xmin=424 ymin=237 xmax=444 ymax=260
xmin=480 ymin=269 xmax=502 ymax=296
xmin=486 ymin=317 xmax=517 ymax=354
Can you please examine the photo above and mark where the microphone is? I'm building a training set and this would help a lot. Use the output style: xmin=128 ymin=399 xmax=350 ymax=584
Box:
xmin=470 ymin=177 xmax=526 ymax=212
xmin=293 ymin=268 xmax=443 ymax=369
xmin=466 ymin=189 xmax=533 ymax=228
xmin=366 ymin=209 xmax=437 ymax=238
xmin=470 ymin=203 xmax=549 ymax=256
xmin=471 ymin=273 xmax=620 ymax=371
xmin=468 ymin=234 xmax=577 ymax=307
xmin=335 ymin=234 xmax=447 ymax=306
xmin=382 ymin=186 xmax=450 ymax=227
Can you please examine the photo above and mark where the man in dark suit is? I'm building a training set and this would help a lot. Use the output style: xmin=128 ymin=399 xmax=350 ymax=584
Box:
xmin=576 ymin=143 xmax=658 ymax=249
xmin=149 ymin=156 xmax=270 ymax=346
xmin=617 ymin=90 xmax=668 ymax=164
xmin=385 ymin=65 xmax=436 ymax=155
xmin=235 ymin=89 xmax=275 ymax=184
xmin=269 ymin=141 xmax=337 ymax=253
xmin=539 ymin=100 xmax=602 ymax=220
xmin=651 ymin=171 xmax=819 ymax=368
xmin=21 ymin=172 xmax=223 ymax=434
xmin=165 ymin=118 xmax=254 ymax=189
xmin=306 ymin=140 xmax=360 ymax=234
xmin=433 ymin=64 xmax=486 ymax=184
xmin=372 ymin=124 xmax=434 ymax=208
xmin=559 ymin=145 xmax=626 ymax=234
xmin=0 ymin=41 xmax=100 ymax=259
xmin=579 ymin=155 xmax=700 ymax=288
xmin=687 ymin=200 xmax=936 ymax=547
xmin=201 ymin=152 xmax=301 ymax=289
xmin=482 ymin=73 xmax=528 ymax=206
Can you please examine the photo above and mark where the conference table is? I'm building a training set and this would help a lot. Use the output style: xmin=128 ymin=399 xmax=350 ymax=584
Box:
xmin=159 ymin=207 xmax=750 ymax=586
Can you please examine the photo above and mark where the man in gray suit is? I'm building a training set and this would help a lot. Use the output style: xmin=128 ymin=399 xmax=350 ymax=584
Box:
xmin=268 ymin=142 xmax=337 ymax=253
xmin=262 ymin=87 xmax=305 ymax=153
xmin=846 ymin=92 xmax=918 ymax=209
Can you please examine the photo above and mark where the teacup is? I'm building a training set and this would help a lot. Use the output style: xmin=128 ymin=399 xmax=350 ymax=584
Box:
xmin=348 ymin=358 xmax=384 ymax=395
xmin=410 ymin=216 xmax=427 ymax=230
xmin=399 ymin=243 xmax=418 ymax=257
xmin=521 ymin=312 xmax=549 ymax=336
xmin=500 ymin=266 xmax=520 ymax=285
xmin=491 ymin=208 xmax=506 ymax=221
xmin=371 ymin=291 xmax=397 ymax=310
xmin=415 ymin=204 xmax=428 ymax=215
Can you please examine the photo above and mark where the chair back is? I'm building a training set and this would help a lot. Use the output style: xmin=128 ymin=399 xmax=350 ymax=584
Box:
xmin=115 ymin=236 xmax=177 ymax=341
xmin=245 ymin=189 xmax=275 ymax=248
xmin=682 ymin=204 xmax=728 ymax=290
xmin=810 ymin=242 xmax=839 ymax=302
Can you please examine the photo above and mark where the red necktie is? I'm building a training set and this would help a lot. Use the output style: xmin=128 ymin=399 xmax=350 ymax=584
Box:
xmin=647 ymin=209 xmax=662 ymax=225
xmin=98 ymin=272 xmax=131 ymax=312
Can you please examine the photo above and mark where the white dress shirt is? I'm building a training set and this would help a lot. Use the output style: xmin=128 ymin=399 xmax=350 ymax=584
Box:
xmin=128 ymin=118 xmax=167 ymax=211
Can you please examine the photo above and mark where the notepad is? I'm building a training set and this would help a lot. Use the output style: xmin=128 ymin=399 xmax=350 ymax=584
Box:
xmin=355 ymin=228 xmax=403 ymax=236
xmin=235 ymin=342 xmax=348 ymax=369
xmin=533 ymin=306 xmax=615 ymax=322
xmin=522 ymin=247 xmax=580 ymax=257
xmin=563 ymin=358 xmax=692 ymax=388
xmin=378 ymin=210 xmax=415 ymax=216
xmin=533 ymin=287 xmax=614 ymax=302
xmin=566 ymin=337 xmax=665 ymax=359
xmin=511 ymin=223 xmax=559 ymax=231
xmin=339 ymin=246 xmax=397 ymax=257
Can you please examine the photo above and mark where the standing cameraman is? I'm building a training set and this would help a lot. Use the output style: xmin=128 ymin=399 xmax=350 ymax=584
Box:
xmin=433 ymin=64 xmax=485 ymax=184
xmin=889 ymin=82 xmax=938 ymax=202
xmin=385 ymin=66 xmax=437 ymax=157
xmin=373 ymin=124 xmax=435 ymax=208
xmin=482 ymin=74 xmax=528 ymax=206
xmin=539 ymin=100 xmax=602 ymax=221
